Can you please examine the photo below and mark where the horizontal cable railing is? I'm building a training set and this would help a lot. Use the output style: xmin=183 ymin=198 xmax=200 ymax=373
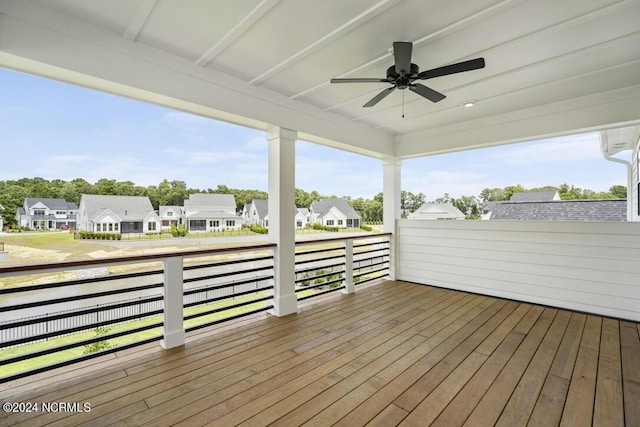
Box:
xmin=294 ymin=233 xmax=391 ymax=302
xmin=0 ymin=243 xmax=276 ymax=383
xmin=0 ymin=234 xmax=390 ymax=383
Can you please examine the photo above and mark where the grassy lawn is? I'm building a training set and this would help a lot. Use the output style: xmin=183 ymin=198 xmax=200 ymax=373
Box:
xmin=1 ymin=232 xmax=110 ymax=262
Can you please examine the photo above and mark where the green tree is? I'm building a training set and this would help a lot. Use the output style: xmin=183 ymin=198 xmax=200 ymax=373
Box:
xmin=609 ymin=185 xmax=627 ymax=198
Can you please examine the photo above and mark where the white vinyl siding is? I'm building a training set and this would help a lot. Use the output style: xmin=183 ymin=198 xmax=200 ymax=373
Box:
xmin=397 ymin=219 xmax=640 ymax=321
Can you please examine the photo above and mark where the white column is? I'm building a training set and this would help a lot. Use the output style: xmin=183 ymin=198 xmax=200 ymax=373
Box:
xmin=342 ymin=239 xmax=355 ymax=294
xmin=267 ymin=126 xmax=298 ymax=316
xmin=161 ymin=256 xmax=185 ymax=349
xmin=382 ymin=157 xmax=402 ymax=280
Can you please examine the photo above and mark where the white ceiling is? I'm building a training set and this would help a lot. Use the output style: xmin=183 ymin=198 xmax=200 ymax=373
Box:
xmin=1 ymin=0 xmax=639 ymax=159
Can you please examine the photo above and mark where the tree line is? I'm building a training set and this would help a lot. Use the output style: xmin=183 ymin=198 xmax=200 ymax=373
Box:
xmin=0 ymin=177 xmax=627 ymax=227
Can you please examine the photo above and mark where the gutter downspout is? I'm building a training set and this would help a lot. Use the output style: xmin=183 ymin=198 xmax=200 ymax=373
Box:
xmin=600 ymin=134 xmax=632 ymax=221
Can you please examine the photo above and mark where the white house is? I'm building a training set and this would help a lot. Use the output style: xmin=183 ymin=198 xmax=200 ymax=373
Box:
xmin=310 ymin=198 xmax=360 ymax=228
xmin=246 ymin=199 xmax=269 ymax=227
xmin=15 ymin=198 xmax=78 ymax=230
xmin=183 ymin=193 xmax=242 ymax=232
xmin=246 ymin=199 xmax=309 ymax=229
xmin=295 ymin=208 xmax=310 ymax=229
xmin=0 ymin=204 xmax=4 ymax=230
xmin=158 ymin=205 xmax=183 ymax=230
xmin=77 ymin=195 xmax=160 ymax=234
xmin=408 ymin=203 xmax=465 ymax=220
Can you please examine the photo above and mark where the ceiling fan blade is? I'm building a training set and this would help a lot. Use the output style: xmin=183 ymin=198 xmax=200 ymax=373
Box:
xmin=393 ymin=41 xmax=412 ymax=75
xmin=363 ymin=86 xmax=396 ymax=107
xmin=417 ymin=57 xmax=485 ymax=80
xmin=330 ymin=78 xmax=389 ymax=83
xmin=409 ymin=83 xmax=446 ymax=103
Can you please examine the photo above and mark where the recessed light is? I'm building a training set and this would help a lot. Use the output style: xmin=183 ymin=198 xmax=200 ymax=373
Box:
xmin=462 ymin=100 xmax=476 ymax=108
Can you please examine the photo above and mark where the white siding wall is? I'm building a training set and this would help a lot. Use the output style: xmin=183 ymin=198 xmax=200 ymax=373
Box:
xmin=633 ymin=140 xmax=639 ymax=222
xmin=397 ymin=219 xmax=640 ymax=321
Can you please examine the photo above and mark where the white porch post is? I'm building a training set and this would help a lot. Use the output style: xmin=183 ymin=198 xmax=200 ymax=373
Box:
xmin=267 ymin=126 xmax=298 ymax=316
xmin=382 ymin=157 xmax=402 ymax=280
xmin=161 ymin=256 xmax=185 ymax=349
xmin=342 ymin=239 xmax=355 ymax=294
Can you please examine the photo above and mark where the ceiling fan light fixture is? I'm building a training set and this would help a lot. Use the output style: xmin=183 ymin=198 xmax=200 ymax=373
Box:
xmin=462 ymin=100 xmax=477 ymax=108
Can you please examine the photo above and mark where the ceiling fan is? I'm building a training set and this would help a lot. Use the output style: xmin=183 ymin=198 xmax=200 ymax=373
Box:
xmin=330 ymin=41 xmax=485 ymax=108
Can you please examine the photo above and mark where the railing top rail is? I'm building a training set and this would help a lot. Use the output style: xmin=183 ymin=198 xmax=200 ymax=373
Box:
xmin=295 ymin=232 xmax=391 ymax=246
xmin=0 ymin=242 xmax=277 ymax=275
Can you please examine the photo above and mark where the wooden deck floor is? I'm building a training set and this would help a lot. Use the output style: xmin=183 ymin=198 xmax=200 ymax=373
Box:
xmin=1 ymin=280 xmax=638 ymax=426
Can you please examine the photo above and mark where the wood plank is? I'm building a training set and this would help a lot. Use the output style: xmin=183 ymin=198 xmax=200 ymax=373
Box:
xmin=365 ymin=404 xmax=408 ymax=427
xmin=103 ymin=286 xmax=440 ymax=426
xmin=212 ymin=297 xmax=492 ymax=425
xmin=593 ymin=318 xmax=624 ymax=427
xmin=210 ymin=296 xmax=492 ymax=427
xmin=559 ymin=315 xmax=602 ymax=427
xmin=10 ymin=282 xmax=418 ymax=426
xmin=392 ymin=302 xmax=518 ymax=413
xmin=306 ymin=300 xmax=516 ymax=426
xmin=125 ymin=288 xmax=470 ymax=426
xmin=462 ymin=307 xmax=557 ymax=427
xmin=494 ymin=310 xmax=571 ymax=426
xmin=527 ymin=312 xmax=586 ymax=427
xmin=620 ymin=321 xmax=640 ymax=427
xmin=0 ymin=281 xmax=636 ymax=427
xmin=409 ymin=306 xmax=543 ymax=427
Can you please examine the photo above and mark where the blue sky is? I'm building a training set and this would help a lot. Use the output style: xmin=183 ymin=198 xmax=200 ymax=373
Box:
xmin=0 ymin=67 xmax=628 ymax=200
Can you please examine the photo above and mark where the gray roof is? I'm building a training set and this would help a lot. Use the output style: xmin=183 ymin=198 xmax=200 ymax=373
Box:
xmin=25 ymin=197 xmax=78 ymax=210
xmin=184 ymin=193 xmax=236 ymax=208
xmin=489 ymin=199 xmax=627 ymax=221
xmin=81 ymin=194 xmax=155 ymax=221
xmin=296 ymin=208 xmax=309 ymax=216
xmin=251 ymin=199 xmax=303 ymax=218
xmin=509 ymin=191 xmax=559 ymax=202
xmin=311 ymin=198 xmax=360 ymax=219
xmin=159 ymin=205 xmax=182 ymax=216
xmin=252 ymin=199 xmax=269 ymax=218
xmin=409 ymin=203 xmax=465 ymax=220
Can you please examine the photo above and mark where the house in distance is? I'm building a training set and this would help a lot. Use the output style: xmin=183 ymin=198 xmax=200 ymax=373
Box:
xmin=77 ymin=195 xmax=161 ymax=234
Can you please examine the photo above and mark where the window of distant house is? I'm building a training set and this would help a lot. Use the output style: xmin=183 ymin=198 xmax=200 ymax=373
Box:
xmin=56 ymin=211 xmax=65 ymax=215
xmin=326 ymin=220 xmax=334 ymax=225
xmin=338 ymin=219 xmax=343 ymax=225
xmin=167 ymin=211 xmax=173 ymax=217
xmin=114 ymin=223 xmax=119 ymax=231
xmin=96 ymin=224 xmax=101 ymax=232
xmin=297 ymin=221 xmax=302 ymax=227
xmin=33 ymin=209 xmax=45 ymax=215
xmin=213 ymin=220 xmax=220 ymax=227
xmin=109 ymin=223 xmax=113 ymax=231
xmin=226 ymin=220 xmax=235 ymax=227
xmin=148 ymin=222 xmax=156 ymax=231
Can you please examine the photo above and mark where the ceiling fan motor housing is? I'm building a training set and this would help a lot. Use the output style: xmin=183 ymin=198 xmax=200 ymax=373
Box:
xmin=386 ymin=63 xmax=419 ymax=89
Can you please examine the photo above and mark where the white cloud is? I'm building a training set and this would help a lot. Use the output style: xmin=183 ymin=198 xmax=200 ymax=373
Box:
xmin=403 ymin=169 xmax=491 ymax=200
xmin=489 ymin=133 xmax=602 ymax=165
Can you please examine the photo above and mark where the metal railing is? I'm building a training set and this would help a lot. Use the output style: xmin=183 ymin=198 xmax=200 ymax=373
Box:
xmin=0 ymin=244 xmax=276 ymax=383
xmin=294 ymin=234 xmax=391 ymax=301
xmin=0 ymin=233 xmax=391 ymax=383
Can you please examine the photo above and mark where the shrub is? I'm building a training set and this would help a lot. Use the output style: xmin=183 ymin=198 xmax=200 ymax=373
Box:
xmin=250 ymin=224 xmax=268 ymax=234
xmin=360 ymin=224 xmax=372 ymax=232
xmin=177 ymin=225 xmax=188 ymax=237
xmin=83 ymin=326 xmax=112 ymax=354
xmin=311 ymin=223 xmax=340 ymax=232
